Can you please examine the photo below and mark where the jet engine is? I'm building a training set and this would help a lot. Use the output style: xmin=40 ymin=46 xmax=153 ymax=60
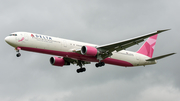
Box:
xmin=81 ymin=46 xmax=99 ymax=56
xmin=50 ymin=57 xmax=70 ymax=66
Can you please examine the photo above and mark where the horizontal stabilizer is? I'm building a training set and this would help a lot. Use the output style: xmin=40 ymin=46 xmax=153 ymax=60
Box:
xmin=146 ymin=53 xmax=176 ymax=61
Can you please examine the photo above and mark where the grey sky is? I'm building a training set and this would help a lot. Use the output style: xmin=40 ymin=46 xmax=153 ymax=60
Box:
xmin=0 ymin=0 xmax=179 ymax=101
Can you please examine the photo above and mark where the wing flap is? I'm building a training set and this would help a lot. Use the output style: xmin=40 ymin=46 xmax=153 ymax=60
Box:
xmin=146 ymin=53 xmax=176 ymax=61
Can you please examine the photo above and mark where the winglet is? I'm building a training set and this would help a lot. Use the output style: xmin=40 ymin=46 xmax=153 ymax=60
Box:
xmin=157 ymin=29 xmax=171 ymax=33
xmin=146 ymin=53 xmax=176 ymax=61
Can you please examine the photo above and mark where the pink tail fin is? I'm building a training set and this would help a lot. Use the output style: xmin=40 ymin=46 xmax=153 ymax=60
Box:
xmin=137 ymin=34 xmax=158 ymax=58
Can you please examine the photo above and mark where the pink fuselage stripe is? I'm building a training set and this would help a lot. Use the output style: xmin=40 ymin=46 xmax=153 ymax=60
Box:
xmin=18 ymin=37 xmax=24 ymax=42
xmin=19 ymin=47 xmax=133 ymax=67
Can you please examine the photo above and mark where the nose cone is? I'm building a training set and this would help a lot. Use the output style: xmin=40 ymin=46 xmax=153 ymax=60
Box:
xmin=5 ymin=36 xmax=16 ymax=47
xmin=5 ymin=36 xmax=10 ymax=43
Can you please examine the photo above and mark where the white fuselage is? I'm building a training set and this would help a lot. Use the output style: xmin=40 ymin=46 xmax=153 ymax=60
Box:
xmin=5 ymin=32 xmax=156 ymax=67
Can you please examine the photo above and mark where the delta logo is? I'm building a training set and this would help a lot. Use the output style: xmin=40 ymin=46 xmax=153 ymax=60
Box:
xmin=31 ymin=34 xmax=52 ymax=40
xmin=31 ymin=34 xmax=34 ymax=37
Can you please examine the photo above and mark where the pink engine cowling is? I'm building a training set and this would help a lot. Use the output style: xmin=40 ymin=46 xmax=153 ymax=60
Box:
xmin=81 ymin=46 xmax=98 ymax=56
xmin=50 ymin=57 xmax=70 ymax=66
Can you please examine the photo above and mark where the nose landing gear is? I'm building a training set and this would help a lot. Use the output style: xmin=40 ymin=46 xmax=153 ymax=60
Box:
xmin=15 ymin=47 xmax=21 ymax=57
xmin=16 ymin=53 xmax=21 ymax=57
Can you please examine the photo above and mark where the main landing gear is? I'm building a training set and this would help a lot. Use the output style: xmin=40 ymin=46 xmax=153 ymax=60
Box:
xmin=76 ymin=68 xmax=86 ymax=73
xmin=15 ymin=47 xmax=21 ymax=57
xmin=76 ymin=60 xmax=86 ymax=73
xmin=95 ymin=62 xmax=105 ymax=67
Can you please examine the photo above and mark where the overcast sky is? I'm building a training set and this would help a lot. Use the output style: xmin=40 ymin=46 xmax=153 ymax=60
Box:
xmin=0 ymin=0 xmax=179 ymax=101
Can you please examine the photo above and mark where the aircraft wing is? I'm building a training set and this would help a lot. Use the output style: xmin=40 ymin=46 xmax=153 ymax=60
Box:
xmin=97 ymin=29 xmax=170 ymax=53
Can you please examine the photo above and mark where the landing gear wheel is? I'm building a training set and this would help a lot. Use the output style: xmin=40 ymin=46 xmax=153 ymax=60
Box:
xmin=76 ymin=68 xmax=86 ymax=73
xmin=16 ymin=53 xmax=21 ymax=57
xmin=95 ymin=63 xmax=99 ymax=67
xmin=82 ymin=68 xmax=86 ymax=72
xmin=76 ymin=69 xmax=80 ymax=73
xmin=95 ymin=62 xmax=105 ymax=68
xmin=101 ymin=62 xmax=105 ymax=66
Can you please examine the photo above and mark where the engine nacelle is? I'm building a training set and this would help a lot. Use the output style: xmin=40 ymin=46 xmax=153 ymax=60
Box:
xmin=50 ymin=57 xmax=70 ymax=66
xmin=81 ymin=46 xmax=98 ymax=56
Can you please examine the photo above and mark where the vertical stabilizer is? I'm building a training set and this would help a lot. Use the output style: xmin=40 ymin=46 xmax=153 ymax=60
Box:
xmin=137 ymin=34 xmax=158 ymax=58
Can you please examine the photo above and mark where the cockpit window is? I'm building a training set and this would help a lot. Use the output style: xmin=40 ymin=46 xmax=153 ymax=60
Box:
xmin=10 ymin=34 xmax=17 ymax=36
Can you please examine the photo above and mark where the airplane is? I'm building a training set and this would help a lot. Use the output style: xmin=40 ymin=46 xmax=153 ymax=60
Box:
xmin=5 ymin=29 xmax=175 ymax=73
